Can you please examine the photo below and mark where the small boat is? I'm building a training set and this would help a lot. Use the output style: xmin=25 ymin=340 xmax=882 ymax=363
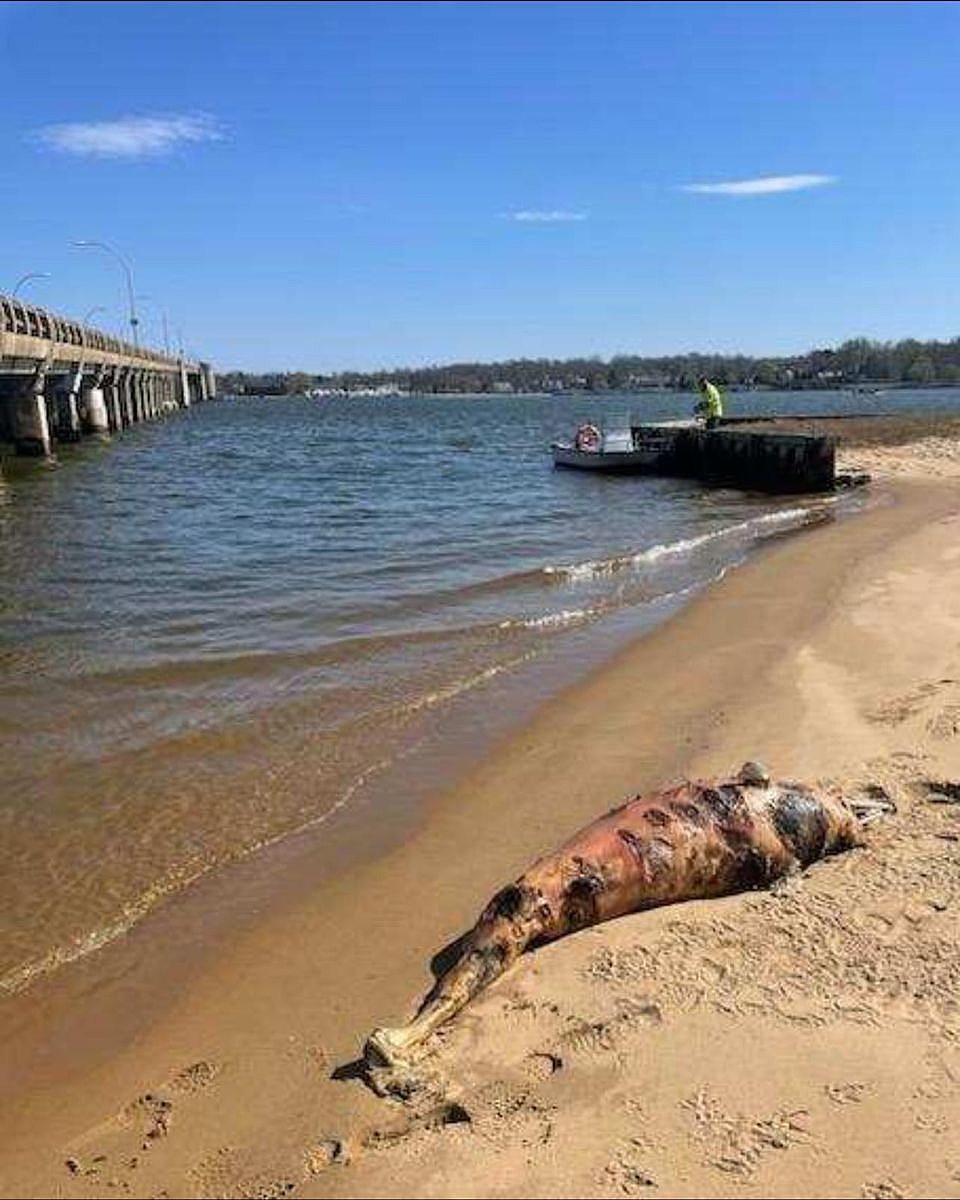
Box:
xmin=551 ymin=422 xmax=673 ymax=472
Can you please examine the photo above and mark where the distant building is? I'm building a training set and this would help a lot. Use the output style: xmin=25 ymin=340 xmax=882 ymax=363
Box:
xmin=309 ymin=381 xmax=407 ymax=399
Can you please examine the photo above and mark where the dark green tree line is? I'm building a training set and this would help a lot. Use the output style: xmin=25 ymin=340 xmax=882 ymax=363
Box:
xmin=220 ymin=335 xmax=960 ymax=396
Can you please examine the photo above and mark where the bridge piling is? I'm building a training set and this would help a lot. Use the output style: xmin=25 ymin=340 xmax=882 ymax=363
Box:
xmin=129 ymin=372 xmax=140 ymax=423
xmin=117 ymin=371 xmax=131 ymax=426
xmin=13 ymin=360 xmax=53 ymax=457
xmin=125 ymin=371 xmax=137 ymax=425
xmin=201 ymin=362 xmax=216 ymax=402
xmin=82 ymin=371 xmax=110 ymax=437
xmin=102 ymin=372 xmax=122 ymax=432
xmin=137 ymin=372 xmax=148 ymax=422
xmin=135 ymin=372 xmax=147 ymax=423
xmin=179 ymin=361 xmax=192 ymax=408
xmin=54 ymin=371 xmax=82 ymax=443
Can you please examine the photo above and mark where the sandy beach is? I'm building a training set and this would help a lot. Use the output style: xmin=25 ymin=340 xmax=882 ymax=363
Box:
xmin=2 ymin=425 xmax=960 ymax=1200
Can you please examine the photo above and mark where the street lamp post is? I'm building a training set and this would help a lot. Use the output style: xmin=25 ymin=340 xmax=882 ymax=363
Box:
xmin=80 ymin=305 xmax=108 ymax=359
xmin=71 ymin=241 xmax=139 ymax=349
xmin=12 ymin=271 xmax=51 ymax=298
xmin=137 ymin=294 xmax=171 ymax=357
xmin=83 ymin=304 xmax=108 ymax=326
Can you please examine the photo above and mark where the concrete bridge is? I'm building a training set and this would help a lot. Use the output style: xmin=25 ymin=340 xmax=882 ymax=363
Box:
xmin=0 ymin=293 xmax=216 ymax=456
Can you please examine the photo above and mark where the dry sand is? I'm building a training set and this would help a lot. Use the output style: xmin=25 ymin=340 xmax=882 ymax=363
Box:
xmin=2 ymin=429 xmax=960 ymax=1200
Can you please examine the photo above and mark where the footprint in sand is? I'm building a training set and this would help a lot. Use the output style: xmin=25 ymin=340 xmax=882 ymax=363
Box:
xmin=463 ymin=1080 xmax=555 ymax=1149
xmin=558 ymin=1018 xmax=620 ymax=1057
xmin=169 ymin=1059 xmax=221 ymax=1093
xmin=303 ymin=1043 xmax=331 ymax=1075
xmin=869 ymin=684 xmax=941 ymax=726
xmin=62 ymin=1060 xmax=223 ymax=1189
xmin=305 ymin=1137 xmax=353 ymax=1173
xmin=869 ymin=679 xmax=958 ymax=729
xmin=862 ymin=1180 xmax=909 ymax=1200
xmin=524 ymin=1051 xmax=564 ymax=1081
xmin=682 ymin=1088 xmax=811 ymax=1180
xmin=121 ymin=1092 xmax=174 ymax=1148
xmin=921 ymin=779 xmax=960 ymax=805
xmin=190 ymin=1145 xmax=297 ymax=1199
xmin=119 ymin=1061 xmax=220 ymax=1146
xmin=927 ymin=704 xmax=960 ymax=740
xmin=557 ymin=999 xmax=664 ymax=1060
xmin=603 ymin=1147 xmax=658 ymax=1194
xmin=825 ymin=1081 xmax=872 ymax=1105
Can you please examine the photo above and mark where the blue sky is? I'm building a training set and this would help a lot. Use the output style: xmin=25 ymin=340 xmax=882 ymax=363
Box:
xmin=2 ymin=1 xmax=959 ymax=371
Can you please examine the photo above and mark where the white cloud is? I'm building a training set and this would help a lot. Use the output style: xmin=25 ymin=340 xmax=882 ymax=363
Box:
xmin=33 ymin=113 xmax=224 ymax=159
xmin=680 ymin=174 xmax=836 ymax=196
xmin=507 ymin=210 xmax=588 ymax=223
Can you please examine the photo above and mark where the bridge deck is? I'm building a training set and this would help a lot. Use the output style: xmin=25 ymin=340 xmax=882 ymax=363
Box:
xmin=0 ymin=294 xmax=214 ymax=456
xmin=0 ymin=294 xmax=195 ymax=373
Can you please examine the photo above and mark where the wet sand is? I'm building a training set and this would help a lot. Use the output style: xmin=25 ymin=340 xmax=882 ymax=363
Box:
xmin=2 ymin=433 xmax=960 ymax=1199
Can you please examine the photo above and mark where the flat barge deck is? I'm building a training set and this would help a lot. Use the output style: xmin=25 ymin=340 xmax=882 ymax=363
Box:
xmin=555 ymin=421 xmax=837 ymax=493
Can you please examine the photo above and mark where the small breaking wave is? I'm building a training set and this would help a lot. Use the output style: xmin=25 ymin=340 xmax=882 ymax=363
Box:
xmin=542 ymin=504 xmax=830 ymax=583
xmin=498 ymin=607 xmax=596 ymax=631
xmin=402 ymin=651 xmax=537 ymax=714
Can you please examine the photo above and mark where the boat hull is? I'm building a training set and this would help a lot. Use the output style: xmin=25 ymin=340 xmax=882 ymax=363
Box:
xmin=552 ymin=444 xmax=661 ymax=472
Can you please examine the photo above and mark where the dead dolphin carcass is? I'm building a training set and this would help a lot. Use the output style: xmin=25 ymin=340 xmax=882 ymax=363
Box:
xmin=363 ymin=762 xmax=891 ymax=1079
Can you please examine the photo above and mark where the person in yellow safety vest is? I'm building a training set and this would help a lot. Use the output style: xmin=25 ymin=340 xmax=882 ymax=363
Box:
xmin=695 ymin=377 xmax=724 ymax=429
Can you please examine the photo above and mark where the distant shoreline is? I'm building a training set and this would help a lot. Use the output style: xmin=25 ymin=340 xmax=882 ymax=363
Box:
xmin=230 ymin=381 xmax=960 ymax=400
xmin=220 ymin=333 xmax=960 ymax=398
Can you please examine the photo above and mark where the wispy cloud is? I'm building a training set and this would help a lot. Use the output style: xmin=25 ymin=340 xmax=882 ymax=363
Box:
xmin=680 ymin=174 xmax=836 ymax=196
xmin=32 ymin=113 xmax=225 ymax=159
xmin=506 ymin=210 xmax=588 ymax=223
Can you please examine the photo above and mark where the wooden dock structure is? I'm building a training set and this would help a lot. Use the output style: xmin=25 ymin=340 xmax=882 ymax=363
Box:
xmin=648 ymin=425 xmax=836 ymax=493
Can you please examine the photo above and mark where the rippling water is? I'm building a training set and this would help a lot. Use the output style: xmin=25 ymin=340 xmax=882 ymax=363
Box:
xmin=0 ymin=388 xmax=954 ymax=991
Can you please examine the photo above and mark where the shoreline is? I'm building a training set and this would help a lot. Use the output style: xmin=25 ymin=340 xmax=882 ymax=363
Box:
xmin=0 ymin=491 xmax=849 ymax=1005
xmin=0 ymin=394 xmax=851 ymax=1008
xmin=1 ymin=460 xmax=959 ymax=1197
xmin=0 ymin=499 xmax=850 ymax=1074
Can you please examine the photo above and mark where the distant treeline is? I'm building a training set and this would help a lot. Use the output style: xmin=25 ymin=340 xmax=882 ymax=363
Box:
xmin=220 ymin=336 xmax=960 ymax=396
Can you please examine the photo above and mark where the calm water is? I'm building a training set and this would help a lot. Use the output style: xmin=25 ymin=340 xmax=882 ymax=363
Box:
xmin=0 ymin=388 xmax=955 ymax=992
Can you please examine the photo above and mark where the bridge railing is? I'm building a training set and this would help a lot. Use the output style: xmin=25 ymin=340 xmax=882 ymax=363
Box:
xmin=0 ymin=293 xmax=180 ymax=366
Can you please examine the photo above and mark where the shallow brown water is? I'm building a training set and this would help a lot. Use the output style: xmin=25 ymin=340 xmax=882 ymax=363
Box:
xmin=3 ymin=389 xmax=927 ymax=992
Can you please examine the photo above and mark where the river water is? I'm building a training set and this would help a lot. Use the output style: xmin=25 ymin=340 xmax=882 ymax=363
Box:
xmin=0 ymin=388 xmax=955 ymax=993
